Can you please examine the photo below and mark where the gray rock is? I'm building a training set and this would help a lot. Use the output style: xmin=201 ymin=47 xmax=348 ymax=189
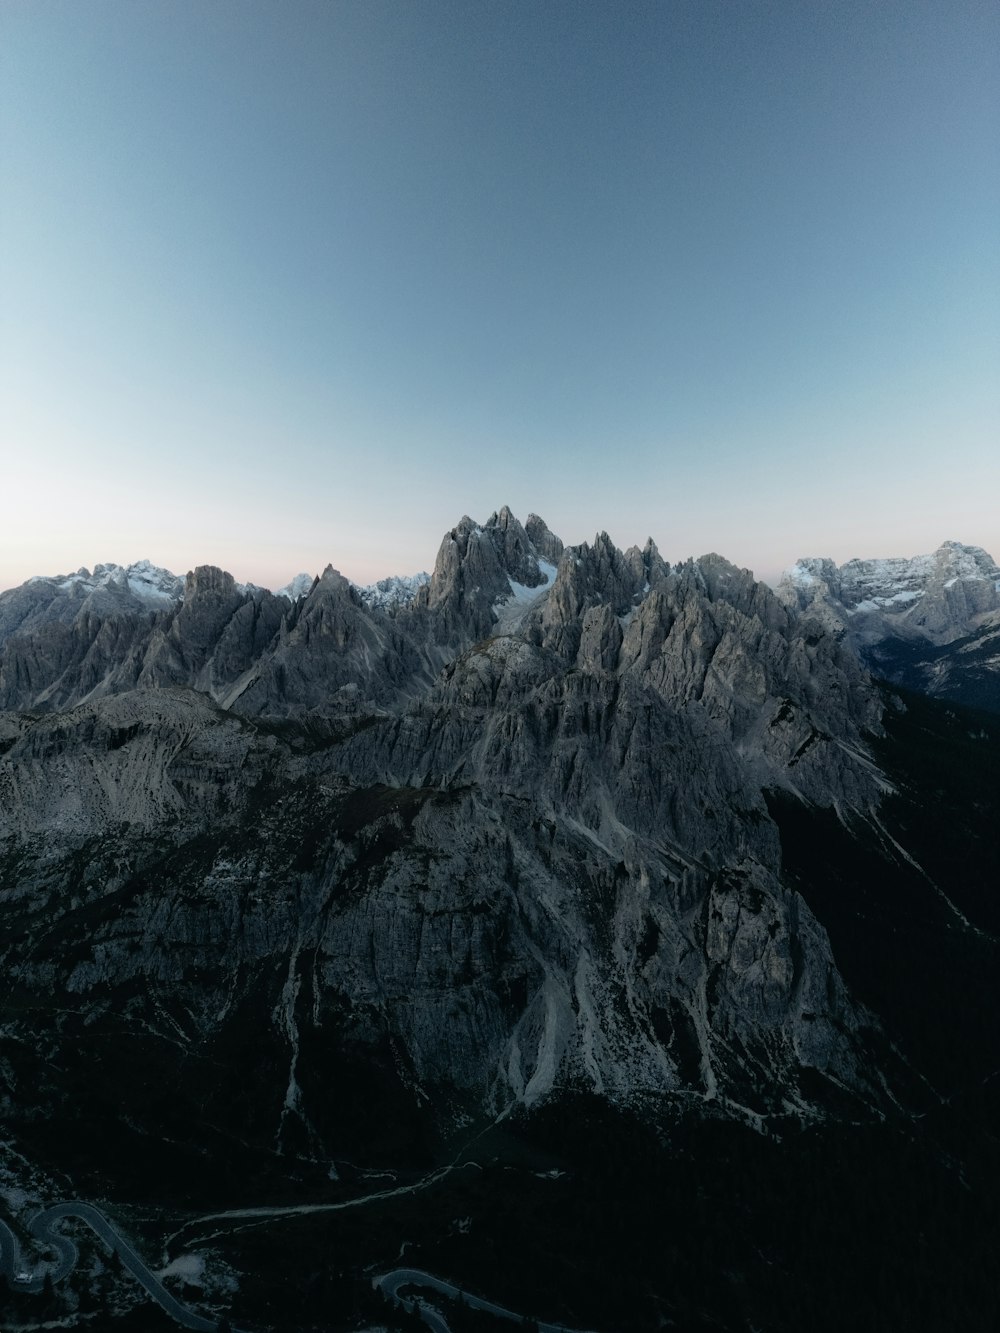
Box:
xmin=0 ymin=509 xmax=910 ymax=1140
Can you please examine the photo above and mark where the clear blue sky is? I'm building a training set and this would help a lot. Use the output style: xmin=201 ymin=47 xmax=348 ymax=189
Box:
xmin=2 ymin=0 xmax=998 ymax=589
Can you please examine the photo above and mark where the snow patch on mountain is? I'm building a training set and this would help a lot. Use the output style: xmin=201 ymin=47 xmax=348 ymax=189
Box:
xmin=493 ymin=559 xmax=558 ymax=634
xmin=504 ymin=560 xmax=558 ymax=606
xmin=853 ymin=590 xmax=922 ymax=613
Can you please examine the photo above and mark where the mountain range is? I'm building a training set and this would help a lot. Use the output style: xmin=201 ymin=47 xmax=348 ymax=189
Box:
xmin=778 ymin=539 xmax=1000 ymax=712
xmin=0 ymin=511 xmax=997 ymax=1333
xmin=6 ymin=529 xmax=996 ymax=715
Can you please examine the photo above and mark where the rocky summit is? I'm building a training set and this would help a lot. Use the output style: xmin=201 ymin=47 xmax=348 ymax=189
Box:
xmin=1 ymin=511 xmax=998 ymax=1332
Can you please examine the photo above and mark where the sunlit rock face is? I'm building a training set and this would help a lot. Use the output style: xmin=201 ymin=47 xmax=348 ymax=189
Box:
xmin=0 ymin=510 xmax=904 ymax=1154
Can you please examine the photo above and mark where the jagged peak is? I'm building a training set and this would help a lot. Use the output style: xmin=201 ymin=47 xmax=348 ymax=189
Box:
xmin=938 ymin=539 xmax=992 ymax=555
xmin=487 ymin=504 xmax=519 ymax=530
xmin=183 ymin=565 xmax=238 ymax=599
xmin=525 ymin=513 xmax=564 ymax=563
xmin=317 ymin=564 xmax=351 ymax=591
xmin=778 ymin=540 xmax=1000 ymax=647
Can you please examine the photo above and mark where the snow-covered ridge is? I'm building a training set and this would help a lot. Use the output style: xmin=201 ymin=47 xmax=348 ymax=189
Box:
xmin=29 ymin=560 xmax=184 ymax=605
xmin=275 ymin=571 xmax=430 ymax=608
xmin=12 ymin=560 xmax=434 ymax=613
xmin=778 ymin=541 xmax=1000 ymax=646
xmin=353 ymin=571 xmax=430 ymax=610
xmin=784 ymin=543 xmax=999 ymax=605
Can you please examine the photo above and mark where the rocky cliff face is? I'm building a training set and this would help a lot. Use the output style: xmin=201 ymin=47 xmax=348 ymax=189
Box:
xmin=0 ymin=510 xmax=938 ymax=1177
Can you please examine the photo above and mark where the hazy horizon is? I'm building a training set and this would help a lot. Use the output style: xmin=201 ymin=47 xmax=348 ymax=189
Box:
xmin=3 ymin=1 xmax=997 ymax=595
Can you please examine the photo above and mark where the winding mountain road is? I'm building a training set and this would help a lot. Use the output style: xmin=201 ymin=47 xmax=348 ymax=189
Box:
xmin=0 ymin=1201 xmax=227 ymax=1331
xmin=377 ymin=1266 xmax=596 ymax=1333
xmin=2 ymin=1197 xmax=593 ymax=1333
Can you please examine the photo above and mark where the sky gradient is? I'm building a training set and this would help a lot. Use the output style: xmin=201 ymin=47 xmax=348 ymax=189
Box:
xmin=2 ymin=0 xmax=998 ymax=590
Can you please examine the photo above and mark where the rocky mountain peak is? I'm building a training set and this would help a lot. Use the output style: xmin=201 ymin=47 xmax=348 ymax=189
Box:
xmin=778 ymin=541 xmax=1000 ymax=646
xmin=0 ymin=560 xmax=183 ymax=645
xmin=491 ymin=503 xmax=518 ymax=528
xmin=525 ymin=512 xmax=564 ymax=563
xmin=419 ymin=509 xmax=562 ymax=646
xmin=483 ymin=506 xmax=548 ymax=587
xmin=536 ymin=533 xmax=641 ymax=659
xmin=183 ymin=564 xmax=239 ymax=602
xmin=316 ymin=563 xmax=352 ymax=592
xmin=621 ymin=536 xmax=669 ymax=589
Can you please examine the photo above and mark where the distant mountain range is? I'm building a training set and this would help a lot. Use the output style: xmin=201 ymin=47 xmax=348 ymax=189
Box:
xmin=777 ymin=540 xmax=1000 ymax=712
xmin=4 ymin=531 xmax=998 ymax=714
